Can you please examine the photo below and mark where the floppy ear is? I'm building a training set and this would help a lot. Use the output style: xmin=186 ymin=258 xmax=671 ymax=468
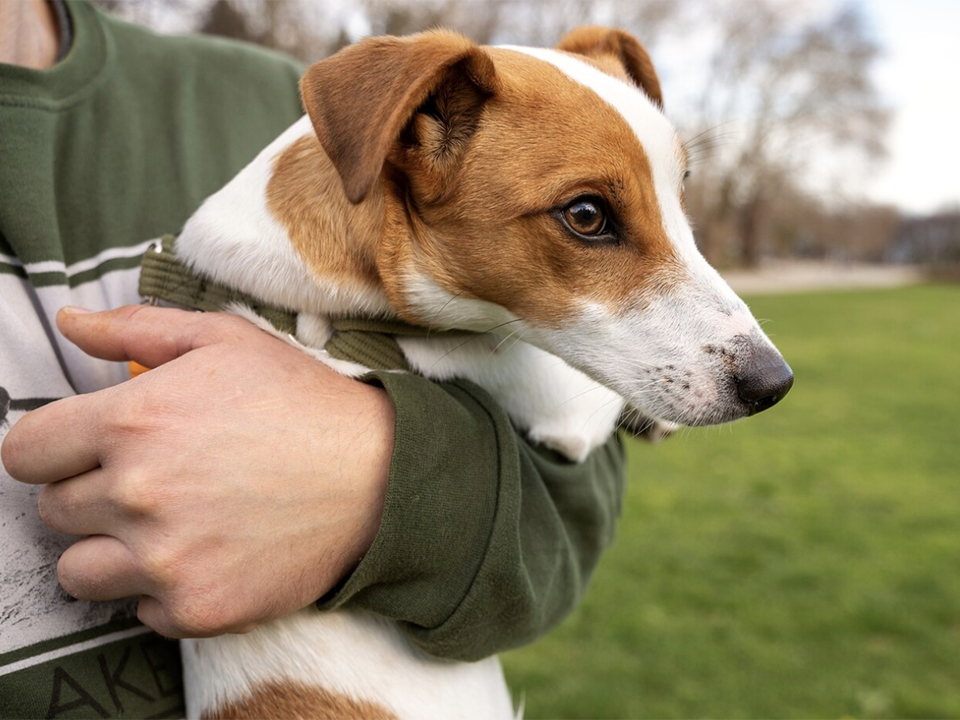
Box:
xmin=556 ymin=26 xmax=663 ymax=109
xmin=300 ymin=30 xmax=499 ymax=204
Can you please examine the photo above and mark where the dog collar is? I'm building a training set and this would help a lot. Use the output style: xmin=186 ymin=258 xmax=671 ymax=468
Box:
xmin=137 ymin=235 xmax=475 ymax=372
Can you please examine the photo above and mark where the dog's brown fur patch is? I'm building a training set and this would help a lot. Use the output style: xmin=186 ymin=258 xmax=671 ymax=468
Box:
xmin=269 ymin=29 xmax=684 ymax=332
xmin=556 ymin=25 xmax=664 ymax=107
xmin=378 ymin=46 xmax=683 ymax=327
xmin=202 ymin=680 xmax=399 ymax=720
xmin=300 ymin=31 xmax=499 ymax=204
xmin=267 ymin=133 xmax=385 ymax=293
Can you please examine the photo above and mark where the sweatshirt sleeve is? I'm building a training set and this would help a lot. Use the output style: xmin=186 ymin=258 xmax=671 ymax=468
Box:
xmin=315 ymin=370 xmax=626 ymax=662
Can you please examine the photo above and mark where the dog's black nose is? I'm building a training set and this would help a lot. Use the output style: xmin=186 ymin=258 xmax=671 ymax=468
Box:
xmin=736 ymin=347 xmax=794 ymax=415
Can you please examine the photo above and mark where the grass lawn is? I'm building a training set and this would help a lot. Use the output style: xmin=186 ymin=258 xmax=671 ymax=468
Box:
xmin=502 ymin=284 xmax=960 ymax=719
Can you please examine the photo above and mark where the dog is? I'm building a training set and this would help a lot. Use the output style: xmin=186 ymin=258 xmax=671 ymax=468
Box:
xmin=168 ymin=26 xmax=793 ymax=719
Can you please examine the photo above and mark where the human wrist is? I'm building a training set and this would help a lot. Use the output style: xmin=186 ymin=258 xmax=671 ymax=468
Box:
xmin=315 ymin=375 xmax=502 ymax=631
xmin=347 ymin=382 xmax=394 ymax=556
xmin=310 ymin=377 xmax=394 ymax=595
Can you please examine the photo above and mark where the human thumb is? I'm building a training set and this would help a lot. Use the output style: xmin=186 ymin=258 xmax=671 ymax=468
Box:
xmin=56 ymin=305 xmax=243 ymax=369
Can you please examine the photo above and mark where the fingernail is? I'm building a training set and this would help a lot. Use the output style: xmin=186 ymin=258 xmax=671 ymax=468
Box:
xmin=61 ymin=306 xmax=93 ymax=315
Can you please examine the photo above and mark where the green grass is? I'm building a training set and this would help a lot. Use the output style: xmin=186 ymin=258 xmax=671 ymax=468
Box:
xmin=502 ymin=285 xmax=960 ymax=719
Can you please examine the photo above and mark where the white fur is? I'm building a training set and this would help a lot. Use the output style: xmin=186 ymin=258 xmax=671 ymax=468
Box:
xmin=398 ymin=334 xmax=622 ymax=462
xmin=396 ymin=272 xmax=623 ymax=461
xmin=182 ymin=609 xmax=514 ymax=720
xmin=179 ymin=115 xmax=625 ymax=455
xmin=401 ymin=268 xmax=522 ymax=334
xmin=177 ymin=116 xmax=393 ymax=319
xmin=227 ymin=303 xmax=373 ymax=379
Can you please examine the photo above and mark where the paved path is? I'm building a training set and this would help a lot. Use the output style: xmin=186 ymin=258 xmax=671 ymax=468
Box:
xmin=721 ymin=261 xmax=924 ymax=295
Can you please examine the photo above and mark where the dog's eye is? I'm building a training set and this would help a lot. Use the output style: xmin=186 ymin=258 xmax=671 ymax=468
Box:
xmin=561 ymin=198 xmax=607 ymax=238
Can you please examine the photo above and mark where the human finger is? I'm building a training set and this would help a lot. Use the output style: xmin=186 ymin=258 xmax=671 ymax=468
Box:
xmin=57 ymin=534 xmax=143 ymax=601
xmin=56 ymin=305 xmax=262 ymax=368
xmin=135 ymin=595 xmax=259 ymax=639
xmin=38 ymin=470 xmax=112 ymax=535
xmin=135 ymin=596 xmax=178 ymax=638
xmin=1 ymin=393 xmax=102 ymax=484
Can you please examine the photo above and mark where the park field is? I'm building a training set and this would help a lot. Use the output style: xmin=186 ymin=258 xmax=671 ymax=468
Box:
xmin=502 ymin=284 xmax=960 ymax=719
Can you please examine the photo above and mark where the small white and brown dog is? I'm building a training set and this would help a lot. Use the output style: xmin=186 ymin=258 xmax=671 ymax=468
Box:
xmin=172 ymin=26 xmax=793 ymax=720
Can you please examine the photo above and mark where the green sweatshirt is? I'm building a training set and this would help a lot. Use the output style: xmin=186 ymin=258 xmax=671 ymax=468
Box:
xmin=0 ymin=2 xmax=626 ymax=717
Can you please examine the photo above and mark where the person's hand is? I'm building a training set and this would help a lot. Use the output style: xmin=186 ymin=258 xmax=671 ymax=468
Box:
xmin=1 ymin=305 xmax=393 ymax=638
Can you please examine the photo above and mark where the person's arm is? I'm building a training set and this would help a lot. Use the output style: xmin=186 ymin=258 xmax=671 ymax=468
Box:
xmin=2 ymin=305 xmax=625 ymax=656
xmin=319 ymin=372 xmax=626 ymax=661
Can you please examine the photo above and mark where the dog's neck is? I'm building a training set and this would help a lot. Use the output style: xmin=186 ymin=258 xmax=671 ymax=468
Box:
xmin=177 ymin=117 xmax=420 ymax=323
xmin=265 ymin=132 xmax=386 ymax=300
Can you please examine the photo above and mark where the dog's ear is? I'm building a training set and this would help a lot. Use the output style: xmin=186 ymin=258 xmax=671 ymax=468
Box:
xmin=301 ymin=31 xmax=498 ymax=204
xmin=556 ymin=26 xmax=663 ymax=109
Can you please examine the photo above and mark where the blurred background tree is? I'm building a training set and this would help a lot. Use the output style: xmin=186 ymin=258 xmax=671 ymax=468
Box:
xmin=678 ymin=2 xmax=889 ymax=266
xmin=91 ymin=0 xmax=958 ymax=269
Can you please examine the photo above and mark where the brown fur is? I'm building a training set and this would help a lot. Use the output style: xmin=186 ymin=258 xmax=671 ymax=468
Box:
xmin=300 ymin=31 xmax=499 ymax=204
xmin=556 ymin=25 xmax=664 ymax=108
xmin=267 ymin=134 xmax=385 ymax=293
xmin=382 ymin=46 xmax=681 ymax=327
xmin=202 ymin=681 xmax=399 ymax=720
xmin=272 ymin=28 xmax=681 ymax=333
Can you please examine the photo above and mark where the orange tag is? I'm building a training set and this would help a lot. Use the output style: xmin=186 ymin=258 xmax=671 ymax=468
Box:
xmin=128 ymin=361 xmax=151 ymax=378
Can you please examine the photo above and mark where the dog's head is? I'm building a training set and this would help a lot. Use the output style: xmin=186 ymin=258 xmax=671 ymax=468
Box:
xmin=300 ymin=27 xmax=792 ymax=426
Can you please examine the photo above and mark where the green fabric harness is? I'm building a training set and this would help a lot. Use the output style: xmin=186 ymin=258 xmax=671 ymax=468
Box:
xmin=137 ymin=235 xmax=478 ymax=371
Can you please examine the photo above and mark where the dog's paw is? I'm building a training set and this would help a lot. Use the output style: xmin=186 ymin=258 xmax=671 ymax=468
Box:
xmin=527 ymin=430 xmax=594 ymax=464
xmin=618 ymin=410 xmax=679 ymax=443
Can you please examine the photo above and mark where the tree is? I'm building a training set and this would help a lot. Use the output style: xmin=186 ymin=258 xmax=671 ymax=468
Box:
xmin=681 ymin=1 xmax=889 ymax=266
xmin=96 ymin=0 xmax=685 ymax=63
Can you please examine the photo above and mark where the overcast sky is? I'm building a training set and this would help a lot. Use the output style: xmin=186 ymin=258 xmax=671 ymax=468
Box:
xmin=860 ymin=0 xmax=960 ymax=214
